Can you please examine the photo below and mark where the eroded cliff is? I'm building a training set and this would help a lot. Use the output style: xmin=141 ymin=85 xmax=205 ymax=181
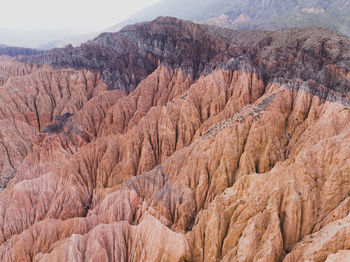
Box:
xmin=0 ymin=17 xmax=350 ymax=261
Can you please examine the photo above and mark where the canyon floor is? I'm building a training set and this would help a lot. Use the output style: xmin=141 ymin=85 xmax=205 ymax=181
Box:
xmin=0 ymin=17 xmax=350 ymax=261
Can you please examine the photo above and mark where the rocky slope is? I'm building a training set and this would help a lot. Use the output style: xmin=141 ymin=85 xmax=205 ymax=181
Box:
xmin=0 ymin=17 xmax=350 ymax=261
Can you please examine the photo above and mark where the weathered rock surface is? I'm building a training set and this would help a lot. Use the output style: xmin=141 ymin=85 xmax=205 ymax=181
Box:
xmin=0 ymin=17 xmax=350 ymax=261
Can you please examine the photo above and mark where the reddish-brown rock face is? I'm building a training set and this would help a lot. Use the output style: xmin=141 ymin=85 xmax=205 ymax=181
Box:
xmin=0 ymin=17 xmax=350 ymax=261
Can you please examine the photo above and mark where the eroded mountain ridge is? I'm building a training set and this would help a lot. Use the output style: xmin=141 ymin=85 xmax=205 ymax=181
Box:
xmin=0 ymin=17 xmax=349 ymax=261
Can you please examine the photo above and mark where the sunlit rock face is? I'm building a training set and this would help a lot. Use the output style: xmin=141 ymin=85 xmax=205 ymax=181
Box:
xmin=0 ymin=17 xmax=350 ymax=261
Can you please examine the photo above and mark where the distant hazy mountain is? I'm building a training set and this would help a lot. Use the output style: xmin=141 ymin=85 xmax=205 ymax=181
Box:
xmin=0 ymin=28 xmax=98 ymax=49
xmin=3 ymin=0 xmax=350 ymax=49
xmin=0 ymin=28 xmax=74 ymax=48
xmin=38 ymin=32 xmax=99 ymax=50
xmin=112 ymin=0 xmax=350 ymax=37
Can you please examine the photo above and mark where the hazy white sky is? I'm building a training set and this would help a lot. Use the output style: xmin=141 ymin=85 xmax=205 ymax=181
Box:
xmin=0 ymin=0 xmax=161 ymax=33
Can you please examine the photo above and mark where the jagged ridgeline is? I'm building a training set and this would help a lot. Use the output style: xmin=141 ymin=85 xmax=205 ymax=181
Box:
xmin=0 ymin=17 xmax=349 ymax=261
